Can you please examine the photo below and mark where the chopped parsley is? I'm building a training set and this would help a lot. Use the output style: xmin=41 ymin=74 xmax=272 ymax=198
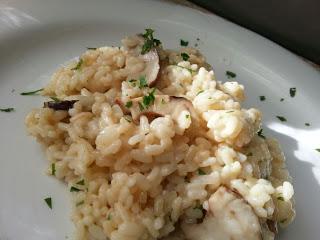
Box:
xmin=76 ymin=200 xmax=84 ymax=207
xmin=259 ymin=96 xmax=266 ymax=101
xmin=198 ymin=169 xmax=206 ymax=175
xmin=276 ymin=116 xmax=287 ymax=122
xmin=138 ymin=102 xmax=145 ymax=111
xmin=181 ymin=52 xmax=190 ymax=61
xmin=129 ymin=79 xmax=137 ymax=87
xmin=71 ymin=58 xmax=83 ymax=70
xmin=139 ymin=76 xmax=148 ymax=89
xmin=70 ymin=186 xmax=81 ymax=192
xmin=316 ymin=149 xmax=320 ymax=153
xmin=87 ymin=47 xmax=97 ymax=50
xmin=257 ymin=129 xmax=266 ymax=139
xmin=280 ymin=98 xmax=284 ymax=102
xmin=44 ymin=197 xmax=52 ymax=209
xmin=50 ymin=96 xmax=60 ymax=102
xmin=141 ymin=28 xmax=161 ymax=54
xmin=161 ymin=99 xmax=166 ymax=104
xmin=226 ymin=71 xmax=236 ymax=79
xmin=180 ymin=39 xmax=189 ymax=46
xmin=280 ymin=218 xmax=287 ymax=224
xmin=51 ymin=163 xmax=56 ymax=176
xmin=277 ymin=196 xmax=284 ymax=201
xmin=142 ymin=88 xmax=156 ymax=109
xmin=20 ymin=88 xmax=43 ymax=96
xmin=0 ymin=108 xmax=14 ymax=112
xmin=196 ymin=90 xmax=204 ymax=96
xmin=107 ymin=213 xmax=112 ymax=220
xmin=185 ymin=114 xmax=190 ymax=119
xmin=76 ymin=179 xmax=85 ymax=185
xmin=125 ymin=101 xmax=133 ymax=108
xmin=305 ymin=123 xmax=310 ymax=126
xmin=289 ymin=87 xmax=296 ymax=97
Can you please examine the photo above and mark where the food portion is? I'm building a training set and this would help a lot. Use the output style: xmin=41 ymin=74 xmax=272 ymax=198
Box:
xmin=25 ymin=29 xmax=295 ymax=240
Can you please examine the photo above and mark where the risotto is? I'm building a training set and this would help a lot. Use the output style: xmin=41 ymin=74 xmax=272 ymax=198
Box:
xmin=25 ymin=29 xmax=295 ymax=240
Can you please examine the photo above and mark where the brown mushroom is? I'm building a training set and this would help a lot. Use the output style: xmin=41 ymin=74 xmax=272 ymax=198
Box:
xmin=44 ymin=100 xmax=78 ymax=111
xmin=181 ymin=186 xmax=262 ymax=240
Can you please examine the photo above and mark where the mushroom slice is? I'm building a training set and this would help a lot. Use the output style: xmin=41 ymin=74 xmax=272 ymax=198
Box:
xmin=117 ymin=95 xmax=199 ymax=123
xmin=124 ymin=35 xmax=160 ymax=87
xmin=44 ymin=100 xmax=78 ymax=111
xmin=182 ymin=186 xmax=262 ymax=240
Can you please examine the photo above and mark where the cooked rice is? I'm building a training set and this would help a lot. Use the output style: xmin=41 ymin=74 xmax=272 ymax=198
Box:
xmin=25 ymin=32 xmax=295 ymax=240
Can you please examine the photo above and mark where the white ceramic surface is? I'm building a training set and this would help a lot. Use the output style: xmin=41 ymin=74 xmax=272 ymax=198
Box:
xmin=0 ymin=0 xmax=319 ymax=239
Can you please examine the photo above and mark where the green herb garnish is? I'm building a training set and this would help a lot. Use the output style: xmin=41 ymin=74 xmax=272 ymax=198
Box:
xmin=44 ymin=197 xmax=52 ymax=209
xmin=129 ymin=79 xmax=137 ymax=87
xmin=125 ymin=101 xmax=133 ymax=108
xmin=198 ymin=169 xmax=206 ymax=175
xmin=142 ymin=88 xmax=156 ymax=109
xmin=141 ymin=28 xmax=161 ymax=54
xmin=277 ymin=196 xmax=284 ymax=201
xmin=257 ymin=129 xmax=266 ymax=139
xmin=316 ymin=149 xmax=320 ymax=153
xmin=76 ymin=200 xmax=84 ymax=207
xmin=276 ymin=116 xmax=287 ymax=122
xmin=51 ymin=163 xmax=56 ymax=176
xmin=139 ymin=76 xmax=148 ymax=89
xmin=161 ymin=99 xmax=166 ymax=104
xmin=107 ymin=213 xmax=112 ymax=220
xmin=138 ymin=102 xmax=145 ymax=111
xmin=50 ymin=96 xmax=60 ymax=102
xmin=180 ymin=39 xmax=189 ymax=46
xmin=70 ymin=186 xmax=81 ymax=192
xmin=76 ymin=179 xmax=85 ymax=185
xmin=71 ymin=59 xmax=83 ymax=70
xmin=0 ymin=108 xmax=14 ymax=112
xmin=20 ymin=88 xmax=43 ymax=96
xmin=196 ymin=90 xmax=204 ymax=96
xmin=87 ymin=47 xmax=97 ymax=50
xmin=289 ymin=87 xmax=296 ymax=97
xmin=181 ymin=52 xmax=190 ymax=61
xmin=185 ymin=114 xmax=190 ymax=119
xmin=280 ymin=98 xmax=284 ymax=102
xmin=305 ymin=123 xmax=310 ymax=126
xmin=226 ymin=71 xmax=236 ymax=78
xmin=259 ymin=96 xmax=266 ymax=101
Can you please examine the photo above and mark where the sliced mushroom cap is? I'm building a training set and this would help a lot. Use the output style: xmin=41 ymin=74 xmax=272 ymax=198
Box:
xmin=44 ymin=100 xmax=78 ymax=111
xmin=125 ymin=35 xmax=160 ymax=87
xmin=182 ymin=186 xmax=262 ymax=240
xmin=116 ymin=95 xmax=199 ymax=124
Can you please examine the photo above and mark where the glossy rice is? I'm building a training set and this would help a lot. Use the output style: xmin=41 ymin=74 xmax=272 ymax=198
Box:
xmin=25 ymin=33 xmax=295 ymax=240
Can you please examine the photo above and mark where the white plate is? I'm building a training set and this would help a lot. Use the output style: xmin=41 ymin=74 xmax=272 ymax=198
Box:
xmin=0 ymin=0 xmax=319 ymax=239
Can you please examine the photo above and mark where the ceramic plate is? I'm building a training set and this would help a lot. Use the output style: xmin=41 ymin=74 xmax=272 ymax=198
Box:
xmin=0 ymin=0 xmax=319 ymax=239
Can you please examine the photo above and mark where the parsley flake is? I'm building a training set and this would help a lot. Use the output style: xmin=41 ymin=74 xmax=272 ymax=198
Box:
xmin=70 ymin=186 xmax=81 ymax=192
xmin=180 ymin=39 xmax=189 ymax=46
xmin=138 ymin=102 xmax=145 ymax=111
xmin=141 ymin=29 xmax=161 ymax=54
xmin=181 ymin=52 xmax=190 ymax=61
xmin=129 ymin=79 xmax=137 ymax=87
xmin=51 ymin=163 xmax=56 ymax=176
xmin=277 ymin=196 xmax=284 ymax=201
xmin=20 ymin=88 xmax=43 ymax=96
xmin=185 ymin=114 xmax=190 ymax=119
xmin=259 ymin=96 xmax=266 ymax=101
xmin=276 ymin=116 xmax=287 ymax=122
xmin=125 ymin=101 xmax=133 ymax=108
xmin=196 ymin=90 xmax=204 ymax=96
xmin=316 ymin=149 xmax=320 ymax=153
xmin=142 ymin=88 xmax=156 ymax=109
xmin=76 ymin=179 xmax=85 ymax=185
xmin=71 ymin=59 xmax=83 ymax=70
xmin=50 ymin=96 xmax=60 ymax=102
xmin=139 ymin=76 xmax=148 ymax=89
xmin=226 ymin=71 xmax=236 ymax=79
xmin=198 ymin=169 xmax=206 ymax=175
xmin=289 ymin=87 xmax=296 ymax=97
xmin=280 ymin=98 xmax=284 ymax=102
xmin=161 ymin=99 xmax=166 ymax=104
xmin=44 ymin=197 xmax=52 ymax=209
xmin=257 ymin=129 xmax=266 ymax=139
xmin=0 ymin=108 xmax=14 ymax=112
xmin=76 ymin=200 xmax=84 ymax=207
xmin=305 ymin=123 xmax=310 ymax=126
xmin=107 ymin=213 xmax=112 ymax=220
xmin=87 ymin=47 xmax=97 ymax=50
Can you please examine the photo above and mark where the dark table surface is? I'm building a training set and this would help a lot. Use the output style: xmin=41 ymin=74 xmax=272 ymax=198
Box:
xmin=189 ymin=0 xmax=320 ymax=65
